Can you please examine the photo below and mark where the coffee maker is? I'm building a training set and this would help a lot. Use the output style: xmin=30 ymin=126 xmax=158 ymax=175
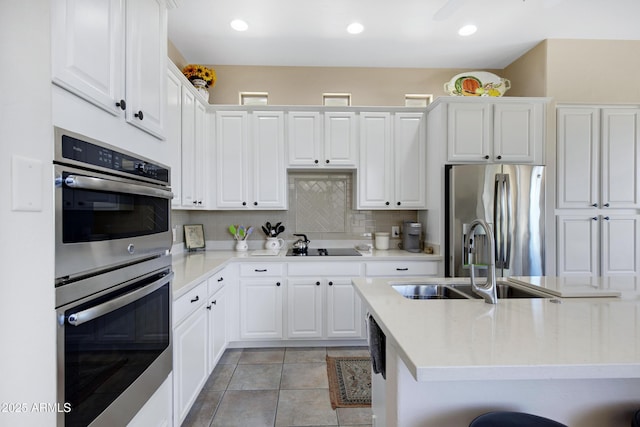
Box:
xmin=402 ymin=221 xmax=422 ymax=253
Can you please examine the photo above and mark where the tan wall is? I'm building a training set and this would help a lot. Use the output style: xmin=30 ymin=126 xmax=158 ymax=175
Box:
xmin=502 ymin=41 xmax=548 ymax=97
xmin=190 ymin=65 xmax=502 ymax=106
xmin=168 ymin=39 xmax=187 ymax=70
xmin=545 ymin=39 xmax=640 ymax=103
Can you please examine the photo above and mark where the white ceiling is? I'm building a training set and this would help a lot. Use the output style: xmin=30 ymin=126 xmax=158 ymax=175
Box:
xmin=168 ymin=0 xmax=640 ymax=69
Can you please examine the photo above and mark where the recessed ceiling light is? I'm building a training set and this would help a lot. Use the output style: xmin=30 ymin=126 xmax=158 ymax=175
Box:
xmin=230 ymin=19 xmax=248 ymax=32
xmin=347 ymin=22 xmax=364 ymax=34
xmin=458 ymin=24 xmax=477 ymax=36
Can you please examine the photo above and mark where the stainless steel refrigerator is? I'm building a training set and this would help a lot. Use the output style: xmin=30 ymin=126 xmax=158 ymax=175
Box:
xmin=445 ymin=164 xmax=545 ymax=278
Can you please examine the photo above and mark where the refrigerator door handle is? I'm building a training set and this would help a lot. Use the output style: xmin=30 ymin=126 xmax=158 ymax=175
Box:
xmin=493 ymin=175 xmax=502 ymax=268
xmin=503 ymin=174 xmax=512 ymax=269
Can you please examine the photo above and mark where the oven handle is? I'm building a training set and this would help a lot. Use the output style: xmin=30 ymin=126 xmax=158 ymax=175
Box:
xmin=64 ymin=175 xmax=173 ymax=200
xmin=67 ymin=272 xmax=174 ymax=327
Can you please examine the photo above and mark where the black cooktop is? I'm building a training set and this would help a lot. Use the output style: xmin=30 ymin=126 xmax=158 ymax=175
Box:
xmin=286 ymin=248 xmax=362 ymax=257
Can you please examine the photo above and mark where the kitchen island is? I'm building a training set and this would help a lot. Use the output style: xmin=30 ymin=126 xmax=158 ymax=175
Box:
xmin=352 ymin=276 xmax=640 ymax=427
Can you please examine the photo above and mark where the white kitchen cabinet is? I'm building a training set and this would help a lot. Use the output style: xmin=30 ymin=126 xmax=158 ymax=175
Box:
xmin=287 ymin=111 xmax=357 ymax=168
xmin=173 ymin=282 xmax=208 ymax=426
xmin=556 ymin=214 xmax=640 ymax=277
xmin=357 ymin=112 xmax=426 ymax=209
xmin=239 ymin=263 xmax=284 ymax=339
xmin=207 ymin=285 xmax=227 ymax=370
xmin=323 ymin=112 xmax=358 ymax=167
xmin=286 ymin=262 xmax=364 ymax=339
xmin=180 ymin=88 xmax=209 ymax=208
xmin=443 ymin=98 xmax=545 ymax=164
xmin=51 ymin=0 xmax=167 ymax=139
xmin=216 ymin=111 xmax=286 ymax=209
xmin=287 ymin=278 xmax=324 ymax=338
xmin=558 ymin=107 xmax=640 ymax=209
xmin=166 ymin=67 xmax=182 ymax=207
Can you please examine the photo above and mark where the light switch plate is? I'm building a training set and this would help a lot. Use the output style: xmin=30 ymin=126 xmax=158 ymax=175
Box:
xmin=12 ymin=155 xmax=43 ymax=212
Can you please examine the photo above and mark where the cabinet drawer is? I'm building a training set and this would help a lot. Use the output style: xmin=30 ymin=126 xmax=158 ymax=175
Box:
xmin=208 ymin=270 xmax=226 ymax=296
xmin=174 ymin=281 xmax=206 ymax=327
xmin=365 ymin=261 xmax=438 ymax=277
xmin=239 ymin=263 xmax=284 ymax=277
xmin=288 ymin=262 xmax=361 ymax=277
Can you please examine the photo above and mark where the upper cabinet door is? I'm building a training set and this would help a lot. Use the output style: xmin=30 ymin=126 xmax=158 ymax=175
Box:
xmin=287 ymin=112 xmax=322 ymax=166
xmin=556 ymin=107 xmax=600 ymax=209
xmin=394 ymin=112 xmax=426 ymax=208
xmin=447 ymin=103 xmax=491 ymax=162
xmin=601 ymin=108 xmax=640 ymax=209
xmin=125 ymin=0 xmax=167 ymax=138
xmin=51 ymin=0 xmax=125 ymax=115
xmin=324 ymin=112 xmax=357 ymax=167
xmin=166 ymin=68 xmax=183 ymax=207
xmin=493 ymin=103 xmax=539 ymax=163
xmin=358 ymin=112 xmax=393 ymax=208
xmin=216 ymin=111 xmax=249 ymax=208
xmin=252 ymin=111 xmax=287 ymax=209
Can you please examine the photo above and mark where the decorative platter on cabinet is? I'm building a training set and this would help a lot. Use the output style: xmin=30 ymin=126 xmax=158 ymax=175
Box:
xmin=444 ymin=71 xmax=511 ymax=97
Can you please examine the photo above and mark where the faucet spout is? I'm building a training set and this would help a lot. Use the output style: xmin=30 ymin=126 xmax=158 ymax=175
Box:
xmin=465 ymin=219 xmax=498 ymax=304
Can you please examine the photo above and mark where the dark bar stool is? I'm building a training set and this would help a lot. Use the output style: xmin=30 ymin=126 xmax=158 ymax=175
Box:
xmin=470 ymin=411 xmax=567 ymax=427
xmin=632 ymin=409 xmax=640 ymax=427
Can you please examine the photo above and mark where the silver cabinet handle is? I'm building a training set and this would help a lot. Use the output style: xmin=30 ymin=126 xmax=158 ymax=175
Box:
xmin=67 ymin=272 xmax=173 ymax=326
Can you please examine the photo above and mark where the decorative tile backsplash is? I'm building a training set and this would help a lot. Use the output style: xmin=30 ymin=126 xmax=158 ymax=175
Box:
xmin=172 ymin=172 xmax=418 ymax=246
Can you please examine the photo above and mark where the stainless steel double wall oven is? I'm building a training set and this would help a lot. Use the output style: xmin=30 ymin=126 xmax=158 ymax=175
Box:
xmin=53 ymin=128 xmax=174 ymax=426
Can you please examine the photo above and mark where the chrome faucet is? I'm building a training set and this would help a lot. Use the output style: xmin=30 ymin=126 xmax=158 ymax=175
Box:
xmin=465 ymin=219 xmax=498 ymax=304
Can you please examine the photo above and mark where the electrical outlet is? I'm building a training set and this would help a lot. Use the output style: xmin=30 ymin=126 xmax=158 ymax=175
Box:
xmin=391 ymin=226 xmax=400 ymax=237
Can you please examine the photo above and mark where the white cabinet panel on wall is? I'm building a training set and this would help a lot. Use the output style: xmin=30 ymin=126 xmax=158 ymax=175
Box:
xmin=251 ymin=111 xmax=287 ymax=209
xmin=216 ymin=110 xmax=287 ymax=209
xmin=358 ymin=112 xmax=393 ymax=208
xmin=556 ymin=107 xmax=600 ymax=209
xmin=52 ymin=0 xmax=167 ymax=139
xmin=51 ymin=0 xmax=125 ymax=116
xmin=287 ymin=111 xmax=357 ymax=168
xmin=324 ymin=112 xmax=358 ymax=167
xmin=394 ymin=112 xmax=426 ymax=208
xmin=557 ymin=107 xmax=640 ymax=210
xmin=166 ymin=67 xmax=182 ymax=207
xmin=357 ymin=112 xmax=426 ymax=209
xmin=600 ymin=215 xmax=640 ymax=276
xmin=180 ymin=88 xmax=208 ymax=208
xmin=216 ymin=111 xmax=249 ymax=208
xmin=124 ymin=0 xmax=167 ymax=138
xmin=601 ymin=108 xmax=640 ymax=209
xmin=556 ymin=214 xmax=640 ymax=277
xmin=444 ymin=98 xmax=544 ymax=164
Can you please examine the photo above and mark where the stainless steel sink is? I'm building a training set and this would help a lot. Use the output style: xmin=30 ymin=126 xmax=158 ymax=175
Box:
xmin=391 ymin=282 xmax=552 ymax=300
xmin=391 ymin=284 xmax=477 ymax=300
xmin=449 ymin=283 xmax=551 ymax=299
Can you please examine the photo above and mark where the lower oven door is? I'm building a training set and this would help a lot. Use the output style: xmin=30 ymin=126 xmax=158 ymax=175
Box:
xmin=56 ymin=268 xmax=173 ymax=427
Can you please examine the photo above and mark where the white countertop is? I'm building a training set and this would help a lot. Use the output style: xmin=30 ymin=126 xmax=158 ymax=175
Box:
xmin=507 ymin=276 xmax=633 ymax=297
xmin=171 ymin=247 xmax=441 ymax=298
xmin=352 ymin=276 xmax=640 ymax=383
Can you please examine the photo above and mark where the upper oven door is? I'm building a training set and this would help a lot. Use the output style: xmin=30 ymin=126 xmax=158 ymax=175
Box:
xmin=54 ymin=164 xmax=173 ymax=281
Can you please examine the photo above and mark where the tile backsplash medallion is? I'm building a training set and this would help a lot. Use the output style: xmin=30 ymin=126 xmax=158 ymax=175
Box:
xmin=172 ymin=172 xmax=418 ymax=249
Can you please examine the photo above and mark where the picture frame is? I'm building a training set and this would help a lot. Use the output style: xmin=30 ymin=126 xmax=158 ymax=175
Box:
xmin=184 ymin=224 xmax=206 ymax=250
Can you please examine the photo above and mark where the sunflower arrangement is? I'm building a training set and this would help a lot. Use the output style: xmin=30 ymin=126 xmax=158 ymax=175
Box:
xmin=182 ymin=64 xmax=217 ymax=88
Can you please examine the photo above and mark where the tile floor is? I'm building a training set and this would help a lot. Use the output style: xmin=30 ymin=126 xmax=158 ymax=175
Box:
xmin=182 ymin=346 xmax=373 ymax=427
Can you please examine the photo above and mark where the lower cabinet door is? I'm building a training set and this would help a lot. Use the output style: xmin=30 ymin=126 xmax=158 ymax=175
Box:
xmin=287 ymin=278 xmax=323 ymax=338
xmin=207 ymin=286 xmax=227 ymax=369
xmin=239 ymin=279 xmax=284 ymax=339
xmin=326 ymin=278 xmax=363 ymax=338
xmin=173 ymin=308 xmax=208 ymax=426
